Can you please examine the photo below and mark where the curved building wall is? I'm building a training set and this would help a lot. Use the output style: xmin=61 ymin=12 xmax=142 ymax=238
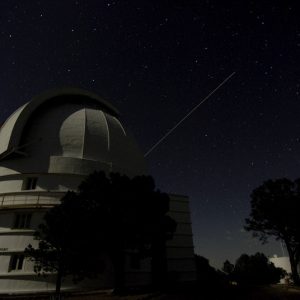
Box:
xmin=0 ymin=89 xmax=148 ymax=293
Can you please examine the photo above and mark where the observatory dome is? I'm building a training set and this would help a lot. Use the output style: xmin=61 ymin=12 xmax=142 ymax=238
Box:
xmin=0 ymin=88 xmax=147 ymax=177
xmin=0 ymin=88 xmax=196 ymax=294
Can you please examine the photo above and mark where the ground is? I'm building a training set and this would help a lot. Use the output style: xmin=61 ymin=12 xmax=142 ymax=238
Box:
xmin=1 ymin=285 xmax=300 ymax=300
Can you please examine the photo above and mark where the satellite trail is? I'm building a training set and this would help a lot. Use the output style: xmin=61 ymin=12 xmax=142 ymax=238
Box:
xmin=144 ymin=72 xmax=236 ymax=157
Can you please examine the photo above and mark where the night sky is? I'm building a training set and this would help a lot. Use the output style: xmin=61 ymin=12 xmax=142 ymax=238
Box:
xmin=1 ymin=1 xmax=299 ymax=268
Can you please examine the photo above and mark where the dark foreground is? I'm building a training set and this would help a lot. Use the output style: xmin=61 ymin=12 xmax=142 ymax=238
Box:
xmin=1 ymin=284 xmax=300 ymax=300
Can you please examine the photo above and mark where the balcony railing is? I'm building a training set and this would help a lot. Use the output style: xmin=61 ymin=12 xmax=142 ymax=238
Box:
xmin=0 ymin=191 xmax=66 ymax=208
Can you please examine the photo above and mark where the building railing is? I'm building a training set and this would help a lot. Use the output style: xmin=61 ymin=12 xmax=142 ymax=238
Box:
xmin=0 ymin=191 xmax=66 ymax=208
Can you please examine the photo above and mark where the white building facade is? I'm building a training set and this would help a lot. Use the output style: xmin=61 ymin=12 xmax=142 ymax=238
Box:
xmin=0 ymin=88 xmax=196 ymax=294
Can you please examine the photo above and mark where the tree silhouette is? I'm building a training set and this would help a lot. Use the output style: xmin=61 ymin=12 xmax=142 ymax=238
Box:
xmin=222 ymin=260 xmax=234 ymax=275
xmin=25 ymin=190 xmax=106 ymax=298
xmin=25 ymin=172 xmax=176 ymax=296
xmin=228 ymin=253 xmax=285 ymax=285
xmin=245 ymin=178 xmax=300 ymax=285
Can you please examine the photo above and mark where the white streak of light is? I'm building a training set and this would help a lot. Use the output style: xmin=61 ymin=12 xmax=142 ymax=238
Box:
xmin=144 ymin=72 xmax=236 ymax=157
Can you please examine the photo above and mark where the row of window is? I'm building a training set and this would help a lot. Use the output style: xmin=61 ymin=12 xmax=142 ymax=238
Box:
xmin=5 ymin=179 xmax=35 ymax=272
xmin=7 ymin=177 xmax=37 ymax=271
xmin=7 ymin=177 xmax=35 ymax=270
xmin=7 ymin=178 xmax=47 ymax=272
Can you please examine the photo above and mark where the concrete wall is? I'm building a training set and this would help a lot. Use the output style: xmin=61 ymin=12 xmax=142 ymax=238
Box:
xmin=0 ymin=191 xmax=196 ymax=293
xmin=167 ymin=194 xmax=196 ymax=282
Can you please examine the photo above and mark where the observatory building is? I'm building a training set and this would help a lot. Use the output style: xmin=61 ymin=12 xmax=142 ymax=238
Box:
xmin=0 ymin=88 xmax=196 ymax=293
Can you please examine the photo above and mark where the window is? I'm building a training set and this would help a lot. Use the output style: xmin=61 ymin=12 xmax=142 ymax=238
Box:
xmin=9 ymin=254 xmax=24 ymax=271
xmin=13 ymin=213 xmax=32 ymax=229
xmin=23 ymin=177 xmax=37 ymax=190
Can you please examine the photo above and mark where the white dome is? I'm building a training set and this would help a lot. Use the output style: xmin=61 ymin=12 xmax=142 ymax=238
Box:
xmin=0 ymin=88 xmax=147 ymax=177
